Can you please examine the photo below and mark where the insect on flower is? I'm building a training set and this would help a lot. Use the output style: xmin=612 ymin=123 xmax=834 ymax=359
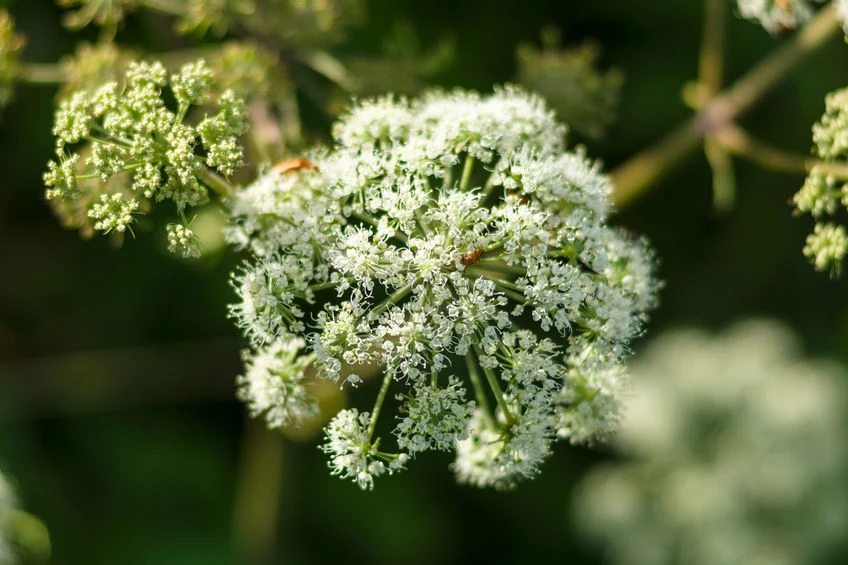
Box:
xmin=273 ymin=157 xmax=316 ymax=174
xmin=460 ymin=247 xmax=484 ymax=266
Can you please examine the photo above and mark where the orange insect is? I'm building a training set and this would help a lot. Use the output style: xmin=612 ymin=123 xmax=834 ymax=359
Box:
xmin=460 ymin=247 xmax=484 ymax=266
xmin=273 ymin=158 xmax=316 ymax=174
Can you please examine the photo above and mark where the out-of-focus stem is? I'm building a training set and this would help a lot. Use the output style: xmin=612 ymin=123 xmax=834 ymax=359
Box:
xmin=716 ymin=124 xmax=848 ymax=179
xmin=299 ymin=50 xmax=357 ymax=92
xmin=200 ymin=168 xmax=235 ymax=198
xmin=699 ymin=0 xmax=727 ymax=98
xmin=232 ymin=418 xmax=284 ymax=565
xmin=612 ymin=3 xmax=841 ymax=206
xmin=18 ymin=63 xmax=65 ymax=84
xmin=699 ymin=0 xmax=736 ymax=211
xmin=249 ymin=99 xmax=285 ymax=163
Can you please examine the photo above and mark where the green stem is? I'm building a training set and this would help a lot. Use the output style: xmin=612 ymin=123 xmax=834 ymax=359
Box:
xmin=277 ymin=87 xmax=304 ymax=151
xmin=699 ymin=0 xmax=726 ymax=99
xmin=473 ymin=345 xmax=515 ymax=425
xmin=477 ymin=258 xmax=527 ymax=275
xmin=705 ymin=135 xmax=736 ymax=211
xmin=459 ymin=154 xmax=475 ymax=190
xmin=716 ymin=124 xmax=848 ymax=179
xmin=18 ymin=63 xmax=65 ymax=84
xmin=465 ymin=354 xmax=495 ymax=429
xmin=232 ymin=418 xmax=284 ymax=565
xmin=698 ymin=0 xmax=734 ymax=211
xmin=414 ymin=209 xmax=432 ymax=237
xmin=370 ymin=282 xmax=414 ymax=319
xmin=140 ymin=0 xmax=189 ymax=17
xmin=300 ymin=50 xmax=358 ymax=92
xmin=367 ymin=371 xmax=393 ymax=441
xmin=466 ymin=269 xmax=523 ymax=292
xmin=479 ymin=170 xmax=501 ymax=206
xmin=200 ymin=168 xmax=234 ymax=198
xmin=464 ymin=272 xmax=527 ymax=303
xmin=307 ymin=279 xmax=349 ymax=293
xmin=352 ymin=211 xmax=409 ymax=244
xmin=611 ymin=3 xmax=841 ymax=206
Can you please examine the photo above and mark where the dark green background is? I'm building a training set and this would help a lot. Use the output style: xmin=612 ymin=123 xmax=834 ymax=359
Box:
xmin=1 ymin=1 xmax=847 ymax=563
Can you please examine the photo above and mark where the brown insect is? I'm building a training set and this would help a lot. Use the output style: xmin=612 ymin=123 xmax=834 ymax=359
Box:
xmin=460 ymin=247 xmax=484 ymax=266
xmin=273 ymin=158 xmax=316 ymax=174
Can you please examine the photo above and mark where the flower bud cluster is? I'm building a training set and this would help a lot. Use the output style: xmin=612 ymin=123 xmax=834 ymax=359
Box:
xmin=43 ymin=59 xmax=247 ymax=252
xmin=574 ymin=321 xmax=848 ymax=565
xmin=228 ymin=87 xmax=659 ymax=489
xmin=794 ymin=86 xmax=848 ymax=275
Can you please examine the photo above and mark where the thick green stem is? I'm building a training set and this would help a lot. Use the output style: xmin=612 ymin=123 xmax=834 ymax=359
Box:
xmin=612 ymin=3 xmax=841 ymax=206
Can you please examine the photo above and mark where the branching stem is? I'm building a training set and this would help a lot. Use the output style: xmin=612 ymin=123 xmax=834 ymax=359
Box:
xmin=716 ymin=124 xmax=848 ymax=179
xmin=612 ymin=3 xmax=841 ymax=205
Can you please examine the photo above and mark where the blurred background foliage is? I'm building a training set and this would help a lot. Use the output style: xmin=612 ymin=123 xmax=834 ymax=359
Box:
xmin=1 ymin=0 xmax=848 ymax=563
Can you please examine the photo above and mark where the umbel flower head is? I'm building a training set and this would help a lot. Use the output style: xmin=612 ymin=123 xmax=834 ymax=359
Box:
xmin=573 ymin=321 xmax=848 ymax=565
xmin=43 ymin=59 xmax=247 ymax=256
xmin=228 ymin=86 xmax=660 ymax=490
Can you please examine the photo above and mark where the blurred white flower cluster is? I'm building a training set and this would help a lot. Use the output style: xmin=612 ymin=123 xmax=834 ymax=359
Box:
xmin=736 ymin=0 xmax=827 ymax=33
xmin=227 ymin=87 xmax=659 ymax=489
xmin=0 ymin=471 xmax=50 ymax=565
xmin=574 ymin=320 xmax=848 ymax=565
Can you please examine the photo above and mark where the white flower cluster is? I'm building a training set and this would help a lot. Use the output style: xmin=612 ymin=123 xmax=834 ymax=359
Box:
xmin=236 ymin=337 xmax=319 ymax=429
xmin=735 ymin=0 xmax=827 ymax=33
xmin=228 ymin=87 xmax=659 ymax=489
xmin=839 ymin=0 xmax=848 ymax=33
xmin=794 ymin=86 xmax=848 ymax=275
xmin=574 ymin=321 xmax=848 ymax=565
xmin=321 ymin=409 xmax=410 ymax=490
